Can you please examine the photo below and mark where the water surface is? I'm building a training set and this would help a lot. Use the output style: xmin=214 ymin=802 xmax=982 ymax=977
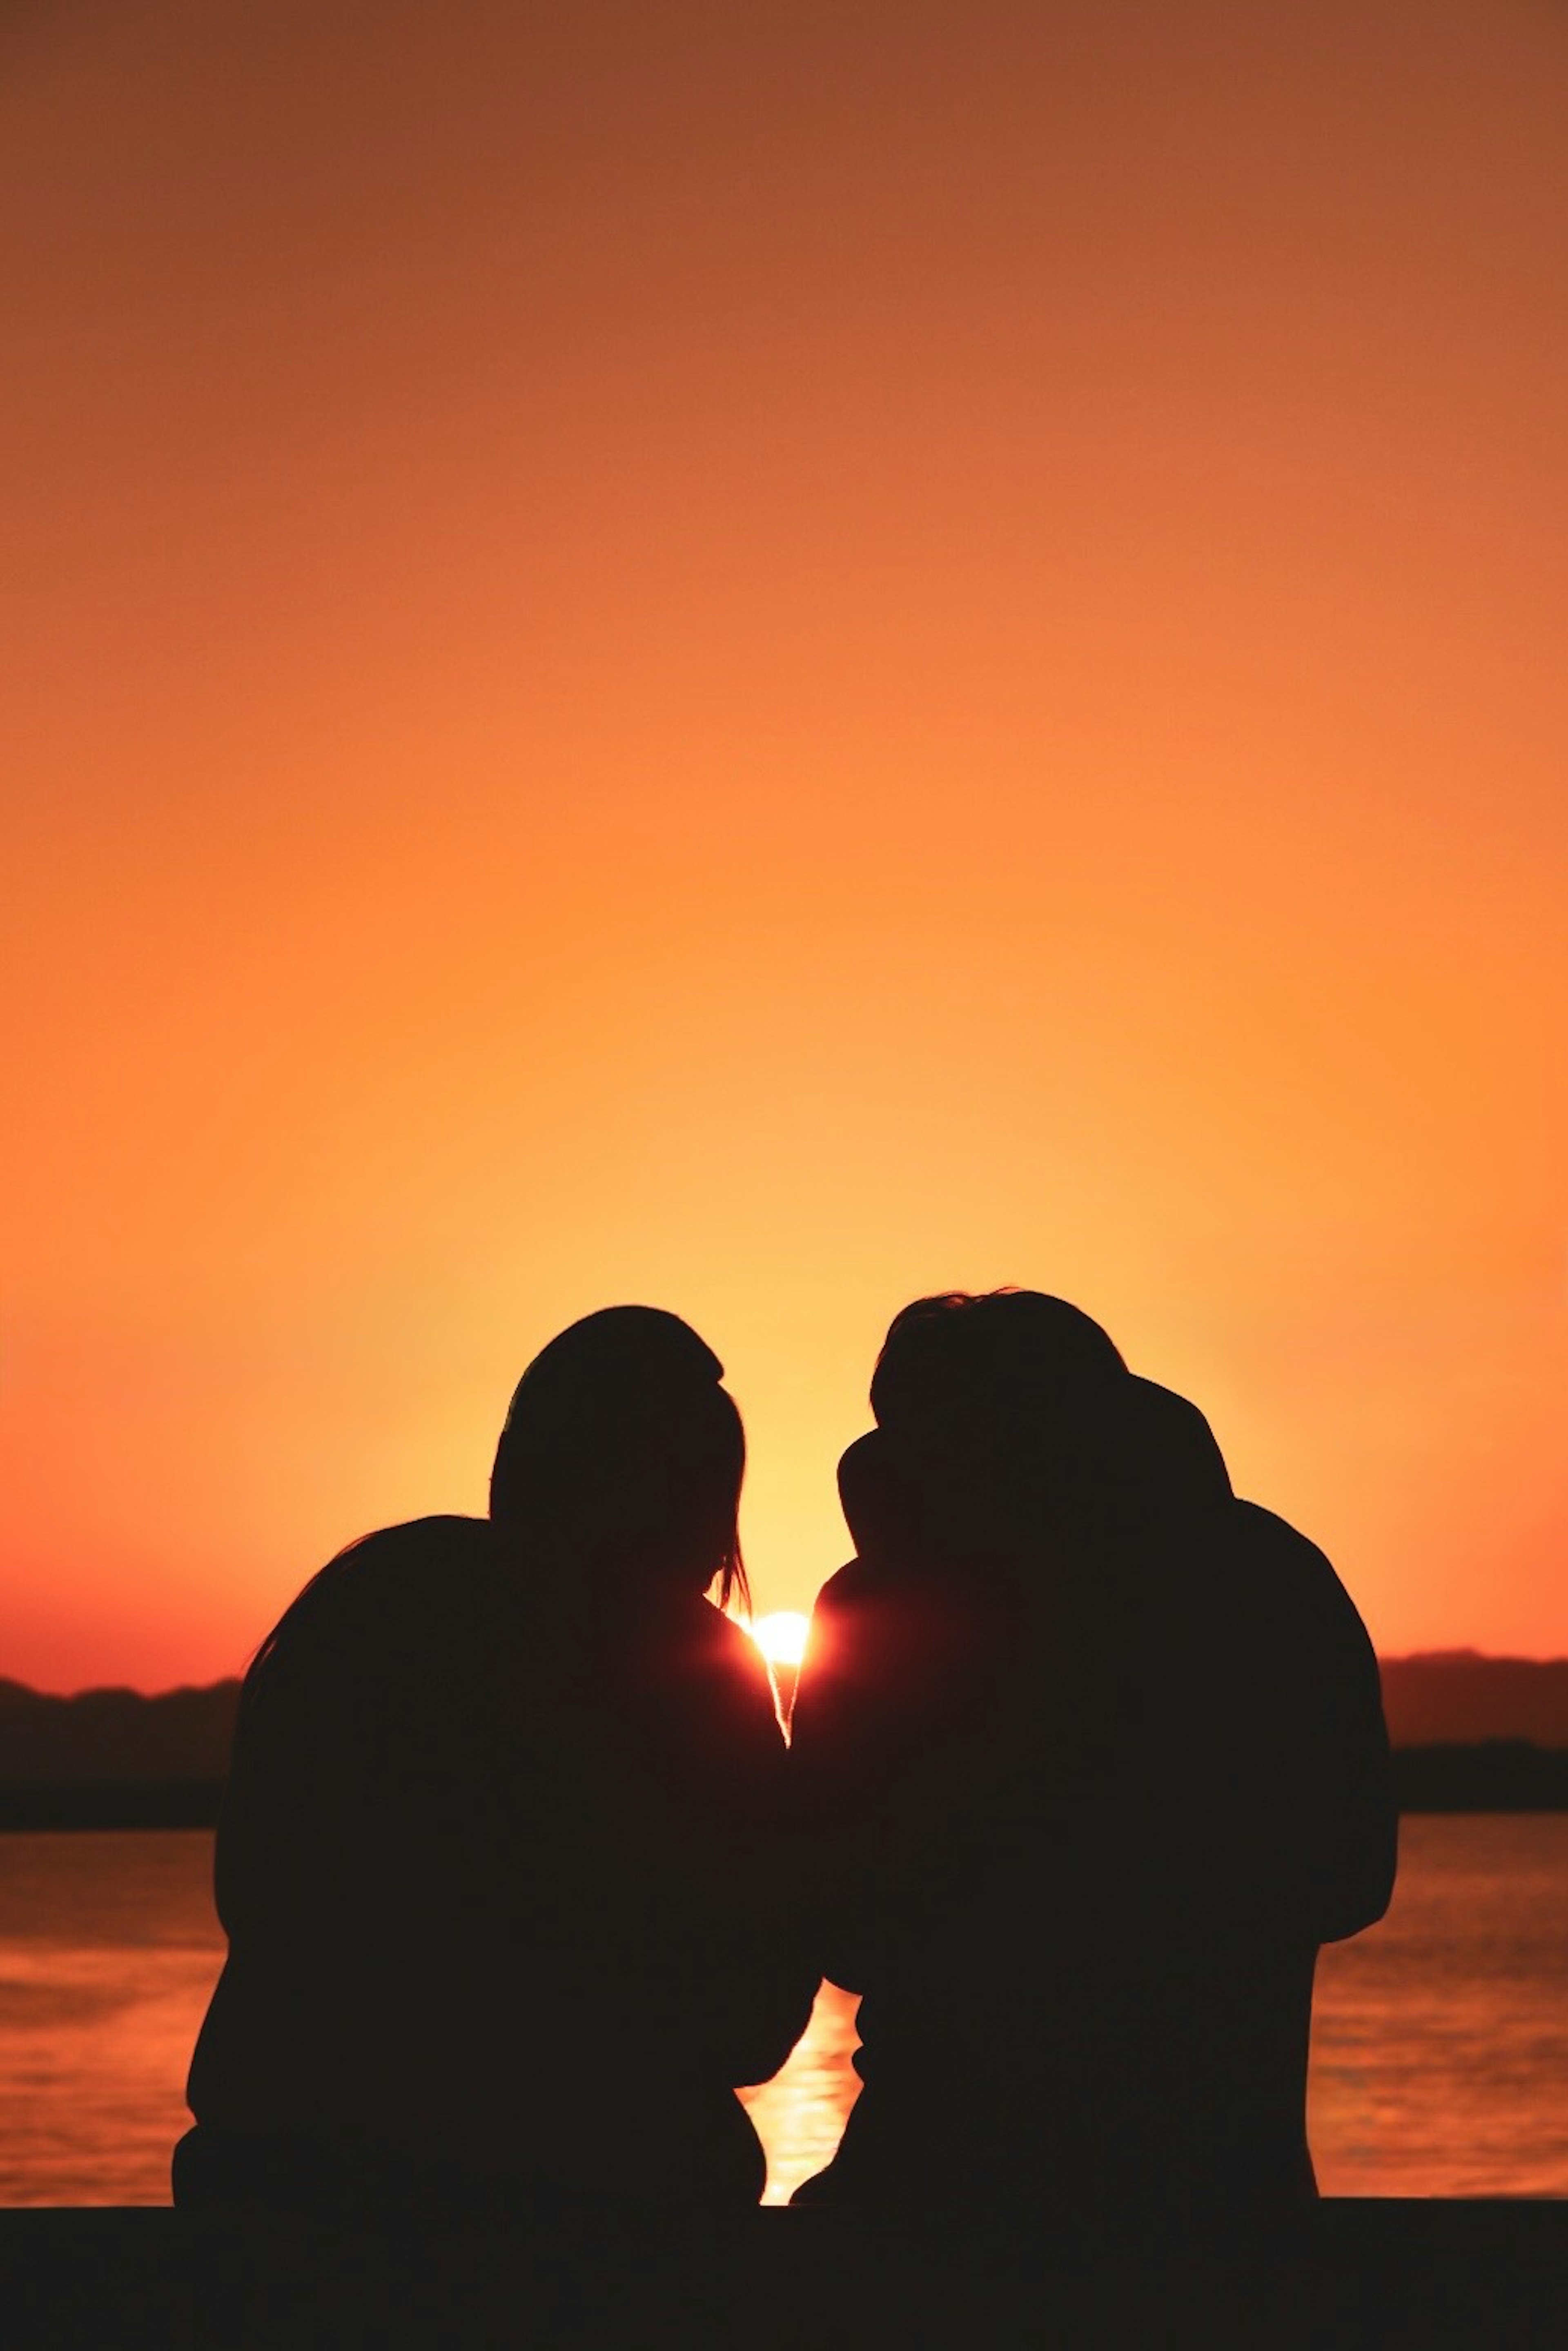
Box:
xmin=2 ymin=1816 xmax=1564 ymax=2205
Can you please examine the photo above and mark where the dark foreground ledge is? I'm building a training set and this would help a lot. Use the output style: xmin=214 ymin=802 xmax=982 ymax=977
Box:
xmin=4 ymin=2203 xmax=1566 ymax=2351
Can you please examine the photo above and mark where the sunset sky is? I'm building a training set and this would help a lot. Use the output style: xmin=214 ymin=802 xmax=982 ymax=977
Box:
xmin=4 ymin=0 xmax=1564 ymax=1690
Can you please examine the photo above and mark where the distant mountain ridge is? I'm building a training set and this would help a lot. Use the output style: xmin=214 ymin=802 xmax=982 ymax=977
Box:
xmin=2 ymin=1653 xmax=1567 ymax=1783
xmin=1378 ymin=1653 xmax=1568 ymax=1750
xmin=0 ymin=1677 xmax=241 ymax=1783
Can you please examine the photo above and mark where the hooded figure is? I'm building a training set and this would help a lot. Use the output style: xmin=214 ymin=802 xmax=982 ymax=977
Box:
xmin=790 ymin=1290 xmax=1395 ymax=2228
xmin=178 ymin=1306 xmax=816 ymax=2222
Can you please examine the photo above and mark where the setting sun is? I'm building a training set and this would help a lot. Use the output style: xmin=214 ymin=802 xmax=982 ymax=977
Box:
xmin=750 ymin=1612 xmax=811 ymax=1671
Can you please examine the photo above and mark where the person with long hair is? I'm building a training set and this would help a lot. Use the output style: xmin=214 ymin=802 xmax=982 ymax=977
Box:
xmin=177 ymin=1306 xmax=815 ymax=2222
xmin=790 ymin=1289 xmax=1395 ymax=2229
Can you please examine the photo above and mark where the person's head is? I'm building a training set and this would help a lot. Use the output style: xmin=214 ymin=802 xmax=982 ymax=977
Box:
xmin=869 ymin=1289 xmax=1127 ymax=1438
xmin=852 ymin=1288 xmax=1229 ymax=1567
xmin=489 ymin=1305 xmax=748 ymax=1609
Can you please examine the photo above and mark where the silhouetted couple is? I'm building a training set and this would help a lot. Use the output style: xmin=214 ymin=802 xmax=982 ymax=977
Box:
xmin=176 ymin=1293 xmax=1395 ymax=2234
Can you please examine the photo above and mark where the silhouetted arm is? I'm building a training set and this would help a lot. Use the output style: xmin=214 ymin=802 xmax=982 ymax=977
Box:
xmin=789 ymin=1562 xmax=923 ymax=1996
xmin=637 ymin=1602 xmax=820 ymax=2086
xmin=1236 ymin=1502 xmax=1397 ymax=1944
xmin=710 ymin=1639 xmax=822 ymax=2084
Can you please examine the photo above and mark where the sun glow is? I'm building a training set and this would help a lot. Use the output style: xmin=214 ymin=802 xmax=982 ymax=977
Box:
xmin=750 ymin=1611 xmax=811 ymax=1670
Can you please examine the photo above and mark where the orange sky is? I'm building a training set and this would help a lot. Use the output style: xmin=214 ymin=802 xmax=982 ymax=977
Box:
xmin=4 ymin=0 xmax=1565 ymax=1690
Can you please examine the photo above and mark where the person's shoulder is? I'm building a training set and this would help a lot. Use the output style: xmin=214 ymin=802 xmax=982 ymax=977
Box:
xmin=260 ymin=1516 xmax=493 ymax=1652
xmin=796 ymin=1560 xmax=916 ymax=1694
xmin=1231 ymin=1501 xmax=1366 ymax=1607
xmin=1230 ymin=1499 xmax=1378 ymax=1654
xmin=649 ymin=1597 xmax=784 ymax=1741
xmin=1232 ymin=1499 xmax=1332 ymax=1567
xmin=695 ymin=1596 xmax=774 ymax=1684
xmin=322 ymin=1513 xmax=492 ymax=1587
xmin=337 ymin=1513 xmax=490 ymax=1559
xmin=809 ymin=1559 xmax=876 ymax=1617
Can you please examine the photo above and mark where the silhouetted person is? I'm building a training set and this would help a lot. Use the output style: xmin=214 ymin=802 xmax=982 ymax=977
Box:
xmin=790 ymin=1290 xmax=1396 ymax=2229
xmin=177 ymin=1307 xmax=816 ymax=2223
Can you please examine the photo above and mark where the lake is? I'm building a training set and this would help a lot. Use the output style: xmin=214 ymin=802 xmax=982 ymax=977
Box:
xmin=1 ymin=1816 xmax=1565 ymax=2205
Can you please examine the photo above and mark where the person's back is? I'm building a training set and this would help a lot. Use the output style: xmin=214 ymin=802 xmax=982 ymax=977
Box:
xmin=790 ymin=1291 xmax=1396 ymax=2226
xmin=180 ymin=1308 xmax=816 ymax=2219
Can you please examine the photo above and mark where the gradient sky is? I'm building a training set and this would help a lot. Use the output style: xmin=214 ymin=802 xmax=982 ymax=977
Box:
xmin=4 ymin=0 xmax=1565 ymax=1690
